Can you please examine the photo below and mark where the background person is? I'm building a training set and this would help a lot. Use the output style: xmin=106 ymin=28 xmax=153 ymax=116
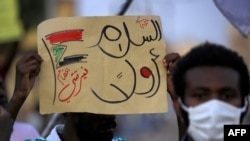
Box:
xmin=164 ymin=42 xmax=250 ymax=141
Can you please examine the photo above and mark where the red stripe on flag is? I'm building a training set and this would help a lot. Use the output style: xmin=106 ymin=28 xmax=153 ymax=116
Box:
xmin=46 ymin=29 xmax=83 ymax=44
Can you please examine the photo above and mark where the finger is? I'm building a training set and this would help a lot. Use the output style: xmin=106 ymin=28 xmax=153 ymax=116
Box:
xmin=164 ymin=52 xmax=180 ymax=63
xmin=167 ymin=62 xmax=172 ymax=75
xmin=17 ymin=60 xmax=41 ymax=75
xmin=17 ymin=59 xmax=41 ymax=71
xmin=163 ymin=53 xmax=180 ymax=68
xmin=17 ymin=52 xmax=42 ymax=65
xmin=168 ymin=60 xmax=178 ymax=73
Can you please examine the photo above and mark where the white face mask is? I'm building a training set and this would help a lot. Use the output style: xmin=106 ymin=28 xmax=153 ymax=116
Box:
xmin=179 ymin=98 xmax=248 ymax=141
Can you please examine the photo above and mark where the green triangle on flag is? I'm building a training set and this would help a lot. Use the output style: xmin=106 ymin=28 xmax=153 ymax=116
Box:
xmin=51 ymin=45 xmax=66 ymax=63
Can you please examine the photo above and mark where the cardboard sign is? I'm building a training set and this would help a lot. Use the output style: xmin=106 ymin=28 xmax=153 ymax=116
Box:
xmin=37 ymin=15 xmax=167 ymax=114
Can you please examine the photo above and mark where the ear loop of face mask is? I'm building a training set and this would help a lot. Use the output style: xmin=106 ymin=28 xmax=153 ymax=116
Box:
xmin=178 ymin=97 xmax=248 ymax=113
xmin=240 ymin=98 xmax=249 ymax=115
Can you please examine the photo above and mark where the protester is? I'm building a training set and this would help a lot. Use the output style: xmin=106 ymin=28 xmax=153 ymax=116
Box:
xmin=21 ymin=52 xmax=126 ymax=141
xmin=0 ymin=52 xmax=42 ymax=141
xmin=164 ymin=42 xmax=249 ymax=141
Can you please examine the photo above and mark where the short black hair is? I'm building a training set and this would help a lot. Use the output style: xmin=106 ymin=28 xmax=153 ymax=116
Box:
xmin=172 ymin=42 xmax=250 ymax=100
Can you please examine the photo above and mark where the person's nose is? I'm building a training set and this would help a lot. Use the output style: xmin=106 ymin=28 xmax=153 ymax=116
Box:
xmin=210 ymin=92 xmax=220 ymax=100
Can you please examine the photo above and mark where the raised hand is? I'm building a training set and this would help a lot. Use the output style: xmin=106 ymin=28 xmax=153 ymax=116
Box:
xmin=8 ymin=52 xmax=42 ymax=120
xmin=163 ymin=52 xmax=180 ymax=100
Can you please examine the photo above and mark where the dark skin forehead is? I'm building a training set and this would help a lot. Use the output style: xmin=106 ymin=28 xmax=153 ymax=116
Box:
xmin=184 ymin=66 xmax=242 ymax=107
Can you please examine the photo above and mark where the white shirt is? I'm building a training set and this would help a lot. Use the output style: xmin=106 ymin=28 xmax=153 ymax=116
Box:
xmin=25 ymin=124 xmax=126 ymax=141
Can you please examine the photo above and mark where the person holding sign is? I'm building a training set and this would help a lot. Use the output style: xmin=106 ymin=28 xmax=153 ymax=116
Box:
xmin=0 ymin=51 xmax=41 ymax=141
xmin=164 ymin=42 xmax=249 ymax=141
xmin=6 ymin=51 xmax=125 ymax=141
xmin=5 ymin=52 xmax=41 ymax=141
xmin=5 ymin=51 xmax=125 ymax=141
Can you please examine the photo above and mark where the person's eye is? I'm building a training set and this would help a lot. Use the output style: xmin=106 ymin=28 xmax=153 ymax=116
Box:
xmin=221 ymin=91 xmax=236 ymax=100
xmin=192 ymin=92 xmax=208 ymax=101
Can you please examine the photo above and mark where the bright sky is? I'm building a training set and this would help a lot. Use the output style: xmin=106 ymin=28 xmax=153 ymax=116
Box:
xmin=74 ymin=0 xmax=230 ymax=47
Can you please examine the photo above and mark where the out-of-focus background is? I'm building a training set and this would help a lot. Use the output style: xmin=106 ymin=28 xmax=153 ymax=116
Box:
xmin=1 ymin=0 xmax=250 ymax=141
